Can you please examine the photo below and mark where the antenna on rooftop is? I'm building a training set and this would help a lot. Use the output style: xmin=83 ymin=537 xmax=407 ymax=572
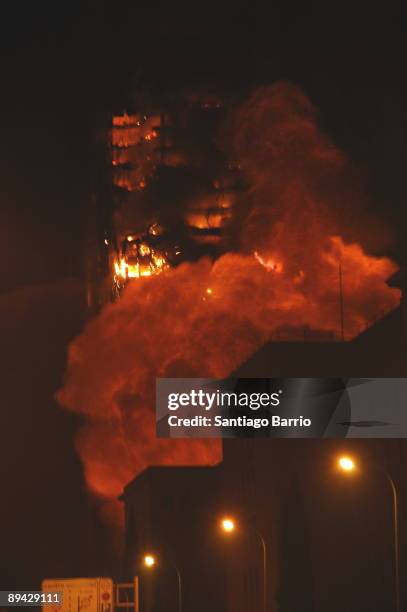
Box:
xmin=339 ymin=261 xmax=345 ymax=341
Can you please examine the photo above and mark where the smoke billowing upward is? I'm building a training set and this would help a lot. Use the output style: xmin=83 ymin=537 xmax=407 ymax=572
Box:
xmin=220 ymin=82 xmax=393 ymax=258
xmin=57 ymin=82 xmax=400 ymax=525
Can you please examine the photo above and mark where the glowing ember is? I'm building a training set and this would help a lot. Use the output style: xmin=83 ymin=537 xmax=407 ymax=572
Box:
xmin=114 ymin=243 xmax=169 ymax=282
xmin=112 ymin=113 xmax=139 ymax=127
xmin=254 ymin=251 xmax=283 ymax=272
xmin=144 ymin=131 xmax=157 ymax=141
xmin=139 ymin=244 xmax=151 ymax=256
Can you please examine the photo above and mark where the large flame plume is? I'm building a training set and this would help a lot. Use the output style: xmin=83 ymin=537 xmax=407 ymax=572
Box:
xmin=58 ymin=83 xmax=400 ymax=524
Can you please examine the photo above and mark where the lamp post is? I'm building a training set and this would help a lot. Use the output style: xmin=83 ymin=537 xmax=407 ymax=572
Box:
xmin=220 ymin=517 xmax=267 ymax=612
xmin=143 ymin=553 xmax=182 ymax=612
xmin=337 ymin=455 xmax=400 ymax=612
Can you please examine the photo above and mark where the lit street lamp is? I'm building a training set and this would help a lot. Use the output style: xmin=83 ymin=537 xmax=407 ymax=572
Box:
xmin=337 ymin=455 xmax=356 ymax=472
xmin=143 ymin=552 xmax=182 ymax=612
xmin=143 ymin=554 xmax=156 ymax=568
xmin=220 ymin=516 xmax=267 ymax=612
xmin=221 ymin=517 xmax=235 ymax=533
xmin=337 ymin=455 xmax=400 ymax=612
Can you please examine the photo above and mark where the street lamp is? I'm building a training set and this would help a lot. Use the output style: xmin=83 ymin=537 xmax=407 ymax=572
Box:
xmin=337 ymin=455 xmax=400 ymax=612
xmin=143 ymin=554 xmax=156 ymax=568
xmin=219 ymin=516 xmax=267 ymax=612
xmin=142 ymin=552 xmax=182 ymax=612
xmin=337 ymin=455 xmax=356 ymax=473
xmin=220 ymin=517 xmax=236 ymax=533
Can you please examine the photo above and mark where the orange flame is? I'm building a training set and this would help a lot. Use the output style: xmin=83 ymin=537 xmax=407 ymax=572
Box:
xmin=254 ymin=251 xmax=283 ymax=273
xmin=114 ymin=244 xmax=169 ymax=281
xmin=58 ymin=83 xmax=401 ymax=528
xmin=58 ymin=241 xmax=399 ymax=521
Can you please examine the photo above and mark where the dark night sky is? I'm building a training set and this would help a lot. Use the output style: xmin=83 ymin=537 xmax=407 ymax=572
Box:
xmin=1 ymin=2 xmax=406 ymax=291
xmin=0 ymin=0 xmax=406 ymax=587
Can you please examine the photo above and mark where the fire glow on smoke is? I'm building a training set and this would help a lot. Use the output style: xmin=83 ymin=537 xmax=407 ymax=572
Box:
xmin=57 ymin=83 xmax=400 ymax=523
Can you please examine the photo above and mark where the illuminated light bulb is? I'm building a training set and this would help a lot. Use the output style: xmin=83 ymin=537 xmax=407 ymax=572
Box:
xmin=221 ymin=518 xmax=235 ymax=533
xmin=144 ymin=554 xmax=156 ymax=568
xmin=338 ymin=456 xmax=356 ymax=472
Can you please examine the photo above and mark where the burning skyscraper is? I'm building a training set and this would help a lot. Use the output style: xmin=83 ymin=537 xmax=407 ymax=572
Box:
xmin=107 ymin=93 xmax=243 ymax=297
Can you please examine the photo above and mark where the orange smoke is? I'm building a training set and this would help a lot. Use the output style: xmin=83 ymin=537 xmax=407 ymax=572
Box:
xmin=219 ymin=82 xmax=394 ymax=255
xmin=57 ymin=244 xmax=398 ymax=513
xmin=57 ymin=83 xmax=400 ymax=523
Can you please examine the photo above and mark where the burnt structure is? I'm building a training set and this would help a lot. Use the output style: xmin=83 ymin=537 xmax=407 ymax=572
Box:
xmin=86 ymin=93 xmax=247 ymax=311
xmin=106 ymin=95 xmax=243 ymax=299
xmin=121 ymin=273 xmax=407 ymax=612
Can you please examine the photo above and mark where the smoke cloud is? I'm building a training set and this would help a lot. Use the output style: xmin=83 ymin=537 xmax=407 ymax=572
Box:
xmin=57 ymin=83 xmax=400 ymax=524
xmin=220 ymin=81 xmax=392 ymax=257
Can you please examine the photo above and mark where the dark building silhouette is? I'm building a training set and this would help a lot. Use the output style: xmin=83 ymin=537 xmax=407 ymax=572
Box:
xmin=121 ymin=466 xmax=225 ymax=612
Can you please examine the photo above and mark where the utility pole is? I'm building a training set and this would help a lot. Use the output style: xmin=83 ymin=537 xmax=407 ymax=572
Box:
xmin=339 ymin=261 xmax=345 ymax=341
